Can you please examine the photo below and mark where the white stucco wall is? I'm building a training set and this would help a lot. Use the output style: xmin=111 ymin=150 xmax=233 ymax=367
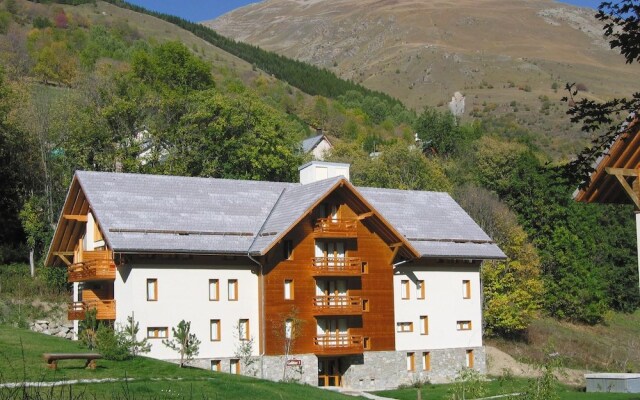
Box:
xmin=114 ymin=262 xmax=260 ymax=360
xmin=311 ymin=139 xmax=332 ymax=161
xmin=393 ymin=263 xmax=482 ymax=351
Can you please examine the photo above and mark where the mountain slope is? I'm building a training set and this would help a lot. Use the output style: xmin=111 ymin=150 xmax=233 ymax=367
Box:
xmin=206 ymin=0 xmax=640 ymax=157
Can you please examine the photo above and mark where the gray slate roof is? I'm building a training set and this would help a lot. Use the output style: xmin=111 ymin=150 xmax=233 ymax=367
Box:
xmin=301 ymin=134 xmax=325 ymax=153
xmin=75 ymin=171 xmax=505 ymax=259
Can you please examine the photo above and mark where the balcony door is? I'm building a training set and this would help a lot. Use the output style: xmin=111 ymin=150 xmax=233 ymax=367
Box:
xmin=315 ymin=241 xmax=345 ymax=266
xmin=318 ymin=358 xmax=341 ymax=387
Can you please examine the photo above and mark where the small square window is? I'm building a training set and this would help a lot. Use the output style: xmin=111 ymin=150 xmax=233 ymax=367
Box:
xmin=457 ymin=320 xmax=472 ymax=331
xmin=397 ymin=322 xmax=413 ymax=332
xmin=211 ymin=360 xmax=221 ymax=372
xmin=147 ymin=327 xmax=167 ymax=339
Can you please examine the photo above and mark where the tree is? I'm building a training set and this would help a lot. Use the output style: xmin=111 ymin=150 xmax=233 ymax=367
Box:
xmin=455 ymin=185 xmax=543 ymax=337
xmin=234 ymin=320 xmax=257 ymax=376
xmin=122 ymin=314 xmax=150 ymax=356
xmin=565 ymin=0 xmax=640 ymax=184
xmin=272 ymin=307 xmax=305 ymax=382
xmin=168 ymin=90 xmax=303 ymax=181
xmin=162 ymin=320 xmax=201 ymax=367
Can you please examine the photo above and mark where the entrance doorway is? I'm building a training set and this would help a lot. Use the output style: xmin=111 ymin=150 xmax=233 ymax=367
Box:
xmin=318 ymin=358 xmax=341 ymax=387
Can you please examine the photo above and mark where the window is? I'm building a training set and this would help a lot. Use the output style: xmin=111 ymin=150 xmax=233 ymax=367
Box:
xmin=146 ymin=279 xmax=158 ymax=301
xmin=285 ymin=319 xmax=293 ymax=339
xmin=361 ymin=262 xmax=369 ymax=274
xmin=401 ymin=280 xmax=410 ymax=300
xmin=211 ymin=360 xmax=221 ymax=372
xmin=420 ymin=315 xmax=429 ymax=335
xmin=147 ymin=327 xmax=167 ymax=339
xmin=463 ymin=280 xmax=471 ymax=299
xmin=466 ymin=349 xmax=474 ymax=368
xmin=283 ymin=240 xmax=293 ymax=260
xmin=210 ymin=319 xmax=221 ymax=341
xmin=230 ymin=358 xmax=240 ymax=374
xmin=284 ymin=279 xmax=294 ymax=300
xmin=239 ymin=319 xmax=250 ymax=340
xmin=209 ymin=279 xmax=219 ymax=301
xmin=416 ymin=280 xmax=425 ymax=300
xmin=406 ymin=352 xmax=415 ymax=371
xmin=457 ymin=320 xmax=472 ymax=331
xmin=362 ymin=299 xmax=370 ymax=312
xmin=397 ymin=322 xmax=413 ymax=332
xmin=228 ymin=279 xmax=238 ymax=301
xmin=363 ymin=336 xmax=371 ymax=350
xmin=422 ymin=352 xmax=431 ymax=371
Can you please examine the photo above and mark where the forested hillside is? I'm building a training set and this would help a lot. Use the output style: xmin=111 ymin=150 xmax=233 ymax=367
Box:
xmin=0 ymin=0 xmax=639 ymax=345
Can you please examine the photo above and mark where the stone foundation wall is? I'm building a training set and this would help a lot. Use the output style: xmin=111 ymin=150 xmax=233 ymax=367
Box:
xmin=175 ymin=346 xmax=486 ymax=390
xmin=30 ymin=320 xmax=74 ymax=340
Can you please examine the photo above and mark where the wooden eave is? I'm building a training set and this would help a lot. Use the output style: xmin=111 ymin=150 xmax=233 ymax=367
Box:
xmin=575 ymin=117 xmax=640 ymax=206
xmin=45 ymin=174 xmax=111 ymax=267
xmin=258 ymin=178 xmax=420 ymax=261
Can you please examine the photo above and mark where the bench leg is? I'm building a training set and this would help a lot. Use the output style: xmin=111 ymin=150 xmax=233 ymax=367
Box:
xmin=47 ymin=361 xmax=57 ymax=370
xmin=86 ymin=359 xmax=97 ymax=370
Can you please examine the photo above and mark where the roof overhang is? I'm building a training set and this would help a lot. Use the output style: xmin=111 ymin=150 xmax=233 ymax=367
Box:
xmin=574 ymin=116 xmax=640 ymax=207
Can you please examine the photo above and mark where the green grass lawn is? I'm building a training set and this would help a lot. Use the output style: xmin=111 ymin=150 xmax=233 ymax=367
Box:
xmin=0 ymin=325 xmax=356 ymax=399
xmin=375 ymin=378 xmax=640 ymax=400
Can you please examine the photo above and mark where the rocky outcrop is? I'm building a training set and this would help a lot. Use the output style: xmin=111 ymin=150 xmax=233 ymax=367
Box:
xmin=30 ymin=320 xmax=74 ymax=340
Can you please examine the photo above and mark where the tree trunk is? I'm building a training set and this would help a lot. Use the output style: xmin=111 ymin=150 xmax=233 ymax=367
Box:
xmin=29 ymin=249 xmax=35 ymax=278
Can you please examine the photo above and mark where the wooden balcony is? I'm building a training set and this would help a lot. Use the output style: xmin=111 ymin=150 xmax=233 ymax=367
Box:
xmin=314 ymin=334 xmax=364 ymax=355
xmin=314 ymin=218 xmax=358 ymax=237
xmin=312 ymin=257 xmax=362 ymax=276
xmin=313 ymin=296 xmax=363 ymax=315
xmin=68 ymin=300 xmax=116 ymax=321
xmin=68 ymin=251 xmax=116 ymax=283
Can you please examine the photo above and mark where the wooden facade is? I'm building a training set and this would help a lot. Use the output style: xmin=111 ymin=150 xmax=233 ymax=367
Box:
xmin=262 ymin=189 xmax=399 ymax=356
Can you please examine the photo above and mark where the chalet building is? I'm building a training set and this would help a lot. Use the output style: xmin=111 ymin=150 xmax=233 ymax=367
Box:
xmin=45 ymin=161 xmax=505 ymax=390
xmin=301 ymin=133 xmax=332 ymax=160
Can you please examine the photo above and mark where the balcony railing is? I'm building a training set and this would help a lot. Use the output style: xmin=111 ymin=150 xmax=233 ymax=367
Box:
xmin=68 ymin=251 xmax=116 ymax=283
xmin=313 ymin=296 xmax=363 ymax=315
xmin=314 ymin=218 xmax=358 ymax=237
xmin=314 ymin=334 xmax=364 ymax=355
xmin=68 ymin=300 xmax=116 ymax=321
xmin=312 ymin=257 xmax=362 ymax=276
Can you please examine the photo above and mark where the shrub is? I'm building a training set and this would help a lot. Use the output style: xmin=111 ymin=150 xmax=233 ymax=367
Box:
xmin=96 ymin=325 xmax=130 ymax=361
xmin=33 ymin=16 xmax=52 ymax=29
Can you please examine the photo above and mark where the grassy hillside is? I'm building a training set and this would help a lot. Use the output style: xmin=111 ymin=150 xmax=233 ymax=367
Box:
xmin=207 ymin=0 xmax=640 ymax=159
xmin=488 ymin=311 xmax=640 ymax=373
xmin=0 ymin=325 xmax=357 ymax=399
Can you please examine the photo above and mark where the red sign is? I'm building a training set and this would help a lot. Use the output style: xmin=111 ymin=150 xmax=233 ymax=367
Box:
xmin=286 ymin=359 xmax=302 ymax=366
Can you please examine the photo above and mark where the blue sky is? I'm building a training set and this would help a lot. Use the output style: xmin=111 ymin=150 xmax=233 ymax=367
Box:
xmin=126 ymin=0 xmax=603 ymax=22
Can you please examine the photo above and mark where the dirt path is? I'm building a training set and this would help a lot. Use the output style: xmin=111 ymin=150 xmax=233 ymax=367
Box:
xmin=486 ymin=346 xmax=589 ymax=386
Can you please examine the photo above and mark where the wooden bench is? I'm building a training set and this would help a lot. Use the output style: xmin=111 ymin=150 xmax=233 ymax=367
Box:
xmin=43 ymin=353 xmax=103 ymax=370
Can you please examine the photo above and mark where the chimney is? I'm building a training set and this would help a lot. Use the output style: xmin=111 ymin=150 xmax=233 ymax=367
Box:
xmin=299 ymin=161 xmax=350 ymax=185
